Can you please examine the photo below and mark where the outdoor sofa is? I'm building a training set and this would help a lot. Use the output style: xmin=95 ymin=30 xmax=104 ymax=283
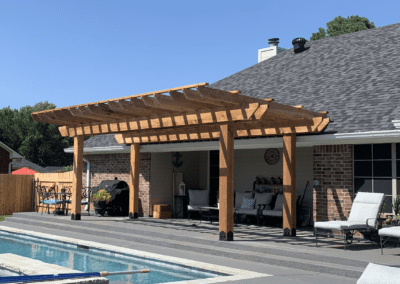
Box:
xmin=234 ymin=191 xmax=280 ymax=225
xmin=314 ymin=192 xmax=385 ymax=250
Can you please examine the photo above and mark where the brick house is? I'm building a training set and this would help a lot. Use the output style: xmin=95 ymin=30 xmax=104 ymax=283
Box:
xmin=65 ymin=22 xmax=400 ymax=221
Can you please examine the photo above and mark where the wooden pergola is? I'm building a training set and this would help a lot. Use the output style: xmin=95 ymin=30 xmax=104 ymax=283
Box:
xmin=31 ymin=82 xmax=329 ymax=240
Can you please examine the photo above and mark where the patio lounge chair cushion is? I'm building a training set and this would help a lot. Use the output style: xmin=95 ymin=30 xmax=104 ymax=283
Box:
xmin=357 ymin=263 xmax=400 ymax=284
xmin=262 ymin=209 xmax=283 ymax=217
xmin=235 ymin=192 xmax=253 ymax=209
xmin=254 ymin=192 xmax=274 ymax=209
xmin=240 ymin=197 xmax=255 ymax=209
xmin=314 ymin=221 xmax=368 ymax=231
xmin=315 ymin=192 xmax=385 ymax=231
xmin=235 ymin=209 xmax=258 ymax=215
xmin=188 ymin=190 xmax=209 ymax=206
xmin=348 ymin=193 xmax=384 ymax=226
xmin=379 ymin=227 xmax=400 ymax=238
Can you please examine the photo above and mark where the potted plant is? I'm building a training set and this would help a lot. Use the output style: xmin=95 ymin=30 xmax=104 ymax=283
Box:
xmin=93 ymin=189 xmax=111 ymax=216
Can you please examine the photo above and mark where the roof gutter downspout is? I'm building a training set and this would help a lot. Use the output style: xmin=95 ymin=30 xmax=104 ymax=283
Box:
xmin=8 ymin=161 xmax=12 ymax=174
xmin=83 ymin=157 xmax=90 ymax=210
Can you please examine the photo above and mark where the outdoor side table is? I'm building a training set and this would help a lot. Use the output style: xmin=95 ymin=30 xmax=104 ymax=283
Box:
xmin=54 ymin=191 xmax=71 ymax=215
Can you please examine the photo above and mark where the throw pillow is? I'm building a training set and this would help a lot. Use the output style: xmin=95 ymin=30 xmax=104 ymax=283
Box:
xmin=240 ymin=197 xmax=255 ymax=209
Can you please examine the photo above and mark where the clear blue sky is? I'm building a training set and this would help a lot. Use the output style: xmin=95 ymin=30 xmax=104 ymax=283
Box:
xmin=1 ymin=0 xmax=399 ymax=110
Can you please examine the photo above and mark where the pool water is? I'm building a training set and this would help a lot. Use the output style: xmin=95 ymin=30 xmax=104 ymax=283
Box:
xmin=0 ymin=231 xmax=219 ymax=283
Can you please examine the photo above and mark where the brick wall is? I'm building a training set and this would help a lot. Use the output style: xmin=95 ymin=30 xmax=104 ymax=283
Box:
xmin=313 ymin=145 xmax=353 ymax=223
xmin=0 ymin=147 xmax=11 ymax=174
xmin=83 ymin=153 xmax=151 ymax=216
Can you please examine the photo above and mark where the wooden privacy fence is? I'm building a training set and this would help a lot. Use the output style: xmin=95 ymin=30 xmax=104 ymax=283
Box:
xmin=0 ymin=174 xmax=34 ymax=215
xmin=34 ymin=171 xmax=74 ymax=213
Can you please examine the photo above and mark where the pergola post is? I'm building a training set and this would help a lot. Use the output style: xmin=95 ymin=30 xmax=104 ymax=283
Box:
xmin=71 ymin=135 xmax=84 ymax=220
xmin=219 ymin=123 xmax=234 ymax=241
xmin=282 ymin=133 xmax=297 ymax=236
xmin=129 ymin=143 xmax=141 ymax=219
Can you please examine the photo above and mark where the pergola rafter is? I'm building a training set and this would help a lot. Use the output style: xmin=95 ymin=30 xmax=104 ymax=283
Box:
xmin=31 ymin=82 xmax=330 ymax=240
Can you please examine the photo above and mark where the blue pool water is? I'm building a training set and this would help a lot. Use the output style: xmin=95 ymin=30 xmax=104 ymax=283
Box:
xmin=0 ymin=230 xmax=222 ymax=283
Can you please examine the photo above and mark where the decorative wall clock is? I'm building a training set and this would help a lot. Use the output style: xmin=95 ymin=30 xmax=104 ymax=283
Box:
xmin=264 ymin=148 xmax=280 ymax=165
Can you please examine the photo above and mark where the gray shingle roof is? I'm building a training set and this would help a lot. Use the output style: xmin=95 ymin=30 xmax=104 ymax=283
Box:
xmin=76 ymin=23 xmax=400 ymax=150
xmin=210 ymin=22 xmax=400 ymax=134
xmin=12 ymin=158 xmax=46 ymax=173
xmin=82 ymin=134 xmax=121 ymax=148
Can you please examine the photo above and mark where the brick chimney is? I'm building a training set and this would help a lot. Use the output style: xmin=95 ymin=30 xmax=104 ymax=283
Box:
xmin=258 ymin=38 xmax=286 ymax=63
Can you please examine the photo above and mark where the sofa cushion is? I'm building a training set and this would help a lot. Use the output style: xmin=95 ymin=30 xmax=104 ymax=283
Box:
xmin=254 ymin=192 xmax=274 ymax=209
xmin=235 ymin=192 xmax=253 ymax=209
xmin=262 ymin=210 xmax=283 ymax=217
xmin=240 ymin=197 xmax=255 ymax=209
xmin=263 ymin=205 xmax=272 ymax=210
xmin=235 ymin=209 xmax=258 ymax=215
xmin=273 ymin=194 xmax=284 ymax=210
xmin=188 ymin=190 xmax=208 ymax=206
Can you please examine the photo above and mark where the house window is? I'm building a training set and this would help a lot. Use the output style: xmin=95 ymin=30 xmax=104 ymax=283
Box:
xmin=354 ymin=143 xmax=393 ymax=213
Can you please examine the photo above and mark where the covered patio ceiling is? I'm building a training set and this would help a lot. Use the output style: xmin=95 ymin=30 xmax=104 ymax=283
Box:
xmin=31 ymin=82 xmax=330 ymax=241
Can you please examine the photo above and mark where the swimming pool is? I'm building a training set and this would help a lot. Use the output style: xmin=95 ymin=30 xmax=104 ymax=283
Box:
xmin=0 ymin=230 xmax=222 ymax=283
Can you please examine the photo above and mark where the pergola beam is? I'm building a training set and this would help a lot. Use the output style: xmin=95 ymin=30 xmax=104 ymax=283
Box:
xmin=168 ymin=90 xmax=217 ymax=109
xmin=118 ymin=100 xmax=165 ymax=117
xmin=141 ymin=95 xmax=196 ymax=112
xmin=113 ymin=117 xmax=326 ymax=144
xmin=57 ymin=103 xmax=265 ymax=137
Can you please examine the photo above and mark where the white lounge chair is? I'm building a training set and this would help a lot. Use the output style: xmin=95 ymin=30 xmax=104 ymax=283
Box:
xmin=379 ymin=226 xmax=400 ymax=255
xmin=314 ymin=192 xmax=385 ymax=250
xmin=357 ymin=263 xmax=400 ymax=284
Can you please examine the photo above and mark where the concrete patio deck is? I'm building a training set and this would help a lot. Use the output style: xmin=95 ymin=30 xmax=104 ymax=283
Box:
xmin=1 ymin=211 xmax=400 ymax=283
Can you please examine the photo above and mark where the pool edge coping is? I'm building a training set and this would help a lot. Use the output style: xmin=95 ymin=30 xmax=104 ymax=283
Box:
xmin=0 ymin=225 xmax=271 ymax=283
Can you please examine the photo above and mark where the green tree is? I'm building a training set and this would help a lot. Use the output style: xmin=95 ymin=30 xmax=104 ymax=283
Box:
xmin=310 ymin=15 xmax=376 ymax=41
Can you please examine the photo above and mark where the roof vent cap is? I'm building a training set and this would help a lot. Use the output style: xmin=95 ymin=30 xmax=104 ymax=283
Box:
xmin=292 ymin=37 xmax=307 ymax=54
xmin=268 ymin=38 xmax=279 ymax=47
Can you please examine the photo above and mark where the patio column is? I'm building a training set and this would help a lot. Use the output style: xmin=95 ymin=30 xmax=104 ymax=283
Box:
xmin=71 ymin=135 xmax=84 ymax=220
xmin=129 ymin=143 xmax=140 ymax=219
xmin=219 ymin=123 xmax=234 ymax=241
xmin=282 ymin=133 xmax=297 ymax=236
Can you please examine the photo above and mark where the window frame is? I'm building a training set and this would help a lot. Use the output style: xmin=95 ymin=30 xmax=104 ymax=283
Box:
xmin=353 ymin=143 xmax=395 ymax=214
